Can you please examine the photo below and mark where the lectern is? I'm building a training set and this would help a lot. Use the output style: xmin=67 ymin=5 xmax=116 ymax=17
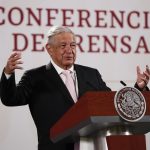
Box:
xmin=50 ymin=91 xmax=150 ymax=150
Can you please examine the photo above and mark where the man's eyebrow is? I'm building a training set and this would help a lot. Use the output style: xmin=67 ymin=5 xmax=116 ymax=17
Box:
xmin=59 ymin=41 xmax=76 ymax=44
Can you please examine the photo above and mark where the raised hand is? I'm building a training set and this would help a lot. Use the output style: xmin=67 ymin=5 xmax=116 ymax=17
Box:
xmin=4 ymin=52 xmax=23 ymax=74
xmin=136 ymin=65 xmax=150 ymax=89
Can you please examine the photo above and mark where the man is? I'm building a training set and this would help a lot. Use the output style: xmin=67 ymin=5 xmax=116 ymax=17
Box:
xmin=0 ymin=26 xmax=150 ymax=150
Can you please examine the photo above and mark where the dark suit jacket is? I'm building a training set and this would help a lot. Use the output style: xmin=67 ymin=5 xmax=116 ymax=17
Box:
xmin=0 ymin=63 xmax=111 ymax=150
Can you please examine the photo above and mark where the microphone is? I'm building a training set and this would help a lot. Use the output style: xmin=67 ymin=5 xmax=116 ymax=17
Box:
xmin=120 ymin=80 xmax=127 ymax=87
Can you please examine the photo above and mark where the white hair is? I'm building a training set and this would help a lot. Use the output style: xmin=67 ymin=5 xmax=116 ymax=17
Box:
xmin=46 ymin=26 xmax=75 ymax=45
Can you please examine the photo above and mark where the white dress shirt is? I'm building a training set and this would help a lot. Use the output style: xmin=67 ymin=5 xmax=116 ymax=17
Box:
xmin=50 ymin=59 xmax=79 ymax=100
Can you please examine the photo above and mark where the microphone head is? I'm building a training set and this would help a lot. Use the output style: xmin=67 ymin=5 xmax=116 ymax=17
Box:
xmin=120 ymin=80 xmax=127 ymax=86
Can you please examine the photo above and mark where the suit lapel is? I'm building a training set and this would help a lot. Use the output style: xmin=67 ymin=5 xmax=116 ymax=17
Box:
xmin=45 ymin=63 xmax=74 ymax=104
xmin=75 ymin=65 xmax=88 ymax=98
xmin=44 ymin=63 xmax=89 ymax=102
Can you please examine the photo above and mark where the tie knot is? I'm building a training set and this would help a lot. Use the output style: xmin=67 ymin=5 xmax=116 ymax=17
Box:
xmin=62 ymin=70 xmax=71 ymax=76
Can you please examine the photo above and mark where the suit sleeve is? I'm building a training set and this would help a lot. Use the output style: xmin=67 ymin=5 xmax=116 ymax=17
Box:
xmin=0 ymin=70 xmax=32 ymax=106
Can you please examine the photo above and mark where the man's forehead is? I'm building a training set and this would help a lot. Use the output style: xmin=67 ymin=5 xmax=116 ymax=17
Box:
xmin=55 ymin=32 xmax=74 ymax=37
xmin=54 ymin=33 xmax=76 ymax=41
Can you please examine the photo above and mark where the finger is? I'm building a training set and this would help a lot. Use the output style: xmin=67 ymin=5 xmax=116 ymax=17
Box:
xmin=143 ymin=71 xmax=150 ymax=80
xmin=16 ymin=60 xmax=23 ymax=65
xmin=142 ymin=77 xmax=148 ymax=85
xmin=9 ymin=52 xmax=21 ymax=59
xmin=140 ymin=75 xmax=147 ymax=81
xmin=146 ymin=65 xmax=150 ymax=74
xmin=11 ymin=60 xmax=23 ymax=66
xmin=9 ymin=66 xmax=23 ymax=71
xmin=14 ymin=66 xmax=23 ymax=70
xmin=10 ymin=54 xmax=22 ymax=62
xmin=136 ymin=66 xmax=141 ymax=75
xmin=139 ymin=73 xmax=149 ymax=84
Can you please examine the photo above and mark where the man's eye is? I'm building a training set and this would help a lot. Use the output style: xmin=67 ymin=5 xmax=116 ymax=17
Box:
xmin=60 ymin=44 xmax=66 ymax=48
xmin=70 ymin=44 xmax=76 ymax=48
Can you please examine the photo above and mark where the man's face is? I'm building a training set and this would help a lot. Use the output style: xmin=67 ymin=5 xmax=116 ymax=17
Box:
xmin=47 ymin=32 xmax=76 ymax=70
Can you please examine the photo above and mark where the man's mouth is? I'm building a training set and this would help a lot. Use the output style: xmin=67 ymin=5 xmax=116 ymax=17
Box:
xmin=65 ymin=56 xmax=73 ymax=60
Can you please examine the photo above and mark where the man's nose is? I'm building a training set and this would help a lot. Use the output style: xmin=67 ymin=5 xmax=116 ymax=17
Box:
xmin=65 ymin=45 xmax=73 ymax=53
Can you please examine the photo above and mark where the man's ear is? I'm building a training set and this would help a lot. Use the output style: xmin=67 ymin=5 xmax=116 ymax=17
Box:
xmin=46 ymin=44 xmax=50 ymax=50
xmin=46 ymin=44 xmax=53 ymax=55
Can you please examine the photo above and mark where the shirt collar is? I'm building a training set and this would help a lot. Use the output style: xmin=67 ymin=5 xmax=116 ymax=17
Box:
xmin=50 ymin=59 xmax=74 ymax=74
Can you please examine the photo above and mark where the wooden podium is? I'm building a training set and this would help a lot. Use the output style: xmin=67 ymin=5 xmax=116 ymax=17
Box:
xmin=50 ymin=91 xmax=150 ymax=150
